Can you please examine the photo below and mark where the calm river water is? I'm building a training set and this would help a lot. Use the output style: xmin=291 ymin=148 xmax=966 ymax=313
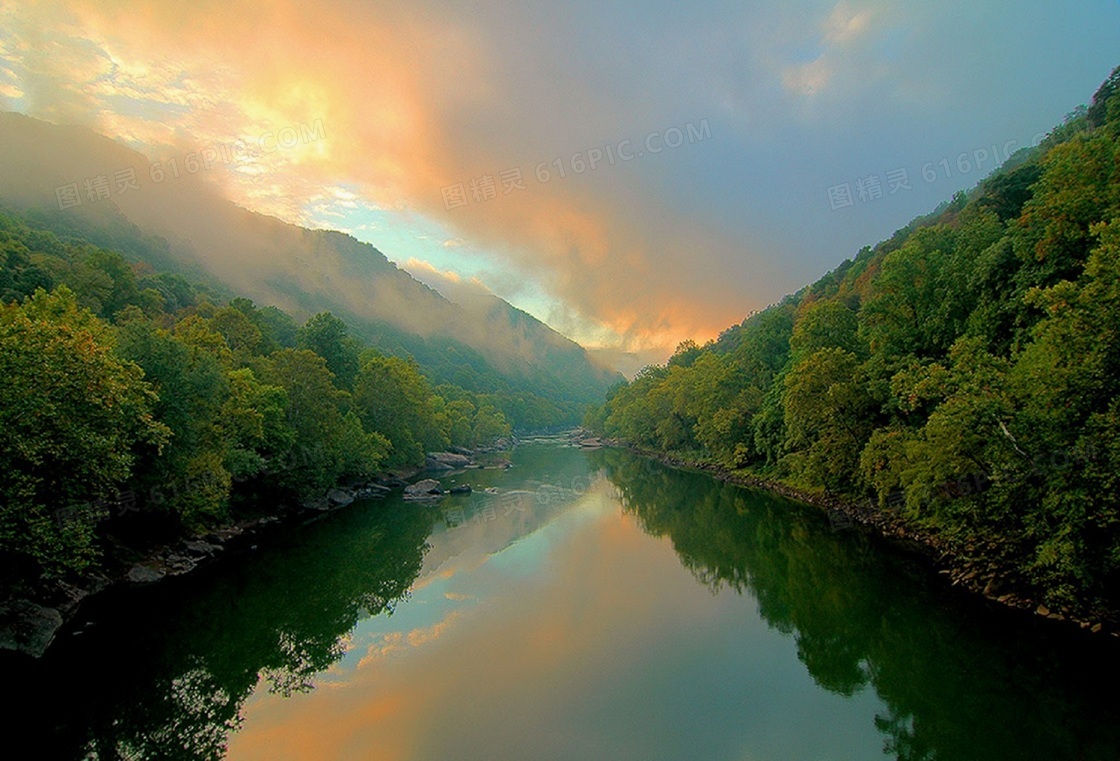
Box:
xmin=7 ymin=439 xmax=1120 ymax=760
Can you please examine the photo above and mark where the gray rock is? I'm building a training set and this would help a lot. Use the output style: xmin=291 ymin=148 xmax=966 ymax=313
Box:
xmin=303 ymin=495 xmax=331 ymax=511
xmin=428 ymin=451 xmax=473 ymax=467
xmin=449 ymin=484 xmax=472 ymax=495
xmin=404 ymin=478 xmax=445 ymax=499
xmin=328 ymin=488 xmax=355 ymax=507
xmin=128 ymin=564 xmax=165 ymax=583
xmin=165 ymin=554 xmax=196 ymax=575
xmin=0 ymin=601 xmax=63 ymax=658
xmin=207 ymin=525 xmax=244 ymax=545
xmin=183 ymin=540 xmax=221 ymax=557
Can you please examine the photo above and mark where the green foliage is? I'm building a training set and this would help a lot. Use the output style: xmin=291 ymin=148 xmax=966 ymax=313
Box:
xmin=297 ymin=311 xmax=361 ymax=389
xmin=351 ymin=352 xmax=449 ymax=467
xmin=265 ymin=349 xmax=384 ymax=494
xmin=116 ymin=317 xmax=233 ymax=525
xmin=0 ymin=288 xmax=167 ymax=574
xmin=783 ymin=348 xmax=873 ymax=491
xmin=1087 ymin=65 xmax=1120 ymax=130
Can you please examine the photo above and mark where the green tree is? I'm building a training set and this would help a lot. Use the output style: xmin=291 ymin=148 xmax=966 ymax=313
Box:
xmin=117 ymin=317 xmax=232 ymax=526
xmin=0 ymin=287 xmax=167 ymax=574
xmin=266 ymin=349 xmax=387 ymax=494
xmin=297 ymin=312 xmax=361 ymax=389
xmin=782 ymin=348 xmax=873 ymax=492
xmin=351 ymin=353 xmax=448 ymax=466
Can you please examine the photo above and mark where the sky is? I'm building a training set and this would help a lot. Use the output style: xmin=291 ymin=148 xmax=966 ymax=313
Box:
xmin=1 ymin=1 xmax=1118 ymax=368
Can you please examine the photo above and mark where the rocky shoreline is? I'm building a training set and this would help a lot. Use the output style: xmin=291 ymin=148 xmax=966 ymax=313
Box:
xmin=10 ymin=431 xmax=1114 ymax=658
xmin=576 ymin=433 xmax=1119 ymax=640
xmin=0 ymin=443 xmax=512 ymax=658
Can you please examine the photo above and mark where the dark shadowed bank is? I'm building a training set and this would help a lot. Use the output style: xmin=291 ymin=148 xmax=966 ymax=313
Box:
xmin=0 ymin=442 xmax=516 ymax=658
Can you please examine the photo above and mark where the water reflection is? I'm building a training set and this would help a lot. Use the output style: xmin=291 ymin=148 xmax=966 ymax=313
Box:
xmin=8 ymin=498 xmax=435 ymax=760
xmin=589 ymin=448 xmax=1120 ymax=761
xmin=6 ymin=443 xmax=1119 ymax=760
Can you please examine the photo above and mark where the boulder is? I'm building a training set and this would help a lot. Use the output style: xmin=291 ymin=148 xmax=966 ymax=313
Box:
xmin=328 ymin=488 xmax=355 ymax=507
xmin=128 ymin=564 xmax=165 ymax=583
xmin=302 ymin=494 xmax=331 ymax=511
xmin=0 ymin=601 xmax=63 ymax=658
xmin=449 ymin=484 xmax=472 ymax=495
xmin=404 ymin=479 xmax=445 ymax=499
xmin=183 ymin=539 xmax=221 ymax=557
xmin=165 ymin=553 xmax=197 ymax=576
xmin=429 ymin=451 xmax=473 ymax=467
xmin=207 ymin=525 xmax=244 ymax=545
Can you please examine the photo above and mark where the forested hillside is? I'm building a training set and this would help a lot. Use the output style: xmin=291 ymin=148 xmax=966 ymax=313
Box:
xmin=585 ymin=67 xmax=1120 ymax=619
xmin=0 ymin=208 xmax=530 ymax=581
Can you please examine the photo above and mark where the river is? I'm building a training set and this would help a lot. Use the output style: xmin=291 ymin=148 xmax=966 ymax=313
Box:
xmin=6 ymin=439 xmax=1119 ymax=760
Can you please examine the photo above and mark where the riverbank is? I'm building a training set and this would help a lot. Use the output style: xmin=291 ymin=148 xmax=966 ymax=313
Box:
xmin=579 ymin=433 xmax=1119 ymax=640
xmin=0 ymin=443 xmax=513 ymax=658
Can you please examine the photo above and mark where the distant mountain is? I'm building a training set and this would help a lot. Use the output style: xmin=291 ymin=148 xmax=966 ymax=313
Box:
xmin=0 ymin=111 xmax=621 ymax=403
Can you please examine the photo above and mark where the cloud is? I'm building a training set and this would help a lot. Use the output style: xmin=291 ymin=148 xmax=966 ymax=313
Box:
xmin=0 ymin=0 xmax=764 ymax=359
xmin=824 ymin=1 xmax=873 ymax=45
xmin=780 ymin=1 xmax=882 ymax=98
xmin=4 ymin=0 xmax=1118 ymax=365
xmin=782 ymin=58 xmax=833 ymax=97
xmin=404 ymin=257 xmax=494 ymax=306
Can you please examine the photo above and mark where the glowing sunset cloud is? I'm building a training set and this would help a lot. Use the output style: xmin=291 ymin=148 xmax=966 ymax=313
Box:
xmin=2 ymin=0 xmax=1117 ymax=365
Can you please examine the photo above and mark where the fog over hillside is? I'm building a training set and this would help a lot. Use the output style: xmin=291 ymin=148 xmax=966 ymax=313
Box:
xmin=0 ymin=111 xmax=621 ymax=401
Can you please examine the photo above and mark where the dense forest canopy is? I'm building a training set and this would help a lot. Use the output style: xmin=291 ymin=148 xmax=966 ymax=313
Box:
xmin=585 ymin=66 xmax=1120 ymax=620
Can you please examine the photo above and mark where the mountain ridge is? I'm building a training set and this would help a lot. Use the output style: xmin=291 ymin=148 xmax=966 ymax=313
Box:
xmin=0 ymin=111 xmax=621 ymax=404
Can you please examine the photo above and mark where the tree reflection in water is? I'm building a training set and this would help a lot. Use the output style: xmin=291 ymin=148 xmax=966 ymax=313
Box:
xmin=589 ymin=448 xmax=1120 ymax=761
xmin=8 ymin=501 xmax=435 ymax=760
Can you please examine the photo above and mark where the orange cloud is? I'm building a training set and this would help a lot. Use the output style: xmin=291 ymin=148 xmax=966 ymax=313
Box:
xmin=3 ymin=0 xmax=766 ymax=358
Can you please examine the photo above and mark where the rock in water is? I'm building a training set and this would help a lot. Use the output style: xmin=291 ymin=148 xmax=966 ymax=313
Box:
xmin=128 ymin=564 xmax=166 ymax=583
xmin=328 ymin=488 xmax=355 ymax=506
xmin=427 ymin=452 xmax=473 ymax=468
xmin=183 ymin=539 xmax=221 ymax=557
xmin=404 ymin=478 xmax=445 ymax=499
